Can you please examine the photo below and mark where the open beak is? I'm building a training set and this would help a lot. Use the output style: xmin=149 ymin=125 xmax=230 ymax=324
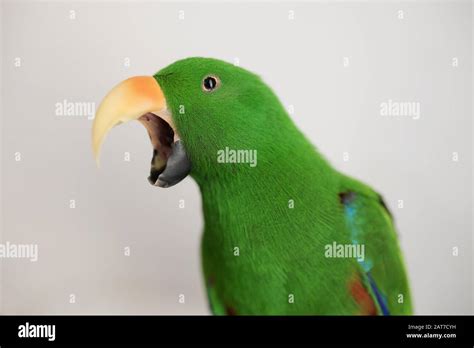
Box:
xmin=92 ymin=76 xmax=191 ymax=188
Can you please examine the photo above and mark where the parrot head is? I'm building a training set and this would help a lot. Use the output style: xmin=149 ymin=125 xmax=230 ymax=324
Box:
xmin=92 ymin=57 xmax=295 ymax=187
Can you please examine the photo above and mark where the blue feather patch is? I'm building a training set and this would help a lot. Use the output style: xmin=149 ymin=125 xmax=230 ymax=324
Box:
xmin=367 ymin=272 xmax=390 ymax=315
xmin=340 ymin=191 xmax=390 ymax=315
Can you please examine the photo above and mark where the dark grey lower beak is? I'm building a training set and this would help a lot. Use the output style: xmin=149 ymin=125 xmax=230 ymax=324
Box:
xmin=148 ymin=140 xmax=191 ymax=188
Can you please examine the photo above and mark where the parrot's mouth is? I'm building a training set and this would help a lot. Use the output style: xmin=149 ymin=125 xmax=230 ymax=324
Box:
xmin=91 ymin=76 xmax=191 ymax=188
xmin=137 ymin=111 xmax=191 ymax=187
xmin=138 ymin=112 xmax=174 ymax=185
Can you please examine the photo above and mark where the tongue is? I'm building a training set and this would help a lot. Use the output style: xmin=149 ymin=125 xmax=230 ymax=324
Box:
xmin=148 ymin=149 xmax=166 ymax=184
xmin=138 ymin=112 xmax=191 ymax=188
xmin=152 ymin=140 xmax=192 ymax=188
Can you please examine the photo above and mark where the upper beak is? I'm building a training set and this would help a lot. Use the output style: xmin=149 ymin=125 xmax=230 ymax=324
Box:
xmin=92 ymin=76 xmax=191 ymax=188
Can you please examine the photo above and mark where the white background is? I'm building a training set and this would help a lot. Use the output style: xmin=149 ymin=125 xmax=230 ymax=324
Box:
xmin=1 ymin=0 xmax=472 ymax=314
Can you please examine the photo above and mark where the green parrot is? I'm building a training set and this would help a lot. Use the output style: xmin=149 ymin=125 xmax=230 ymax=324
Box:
xmin=92 ymin=57 xmax=412 ymax=315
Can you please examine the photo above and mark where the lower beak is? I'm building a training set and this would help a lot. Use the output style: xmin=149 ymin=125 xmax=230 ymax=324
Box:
xmin=92 ymin=76 xmax=191 ymax=188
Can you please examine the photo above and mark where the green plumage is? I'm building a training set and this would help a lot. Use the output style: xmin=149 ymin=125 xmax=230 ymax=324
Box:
xmin=155 ymin=57 xmax=412 ymax=315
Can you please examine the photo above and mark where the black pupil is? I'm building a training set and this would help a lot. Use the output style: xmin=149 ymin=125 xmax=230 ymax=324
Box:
xmin=204 ymin=77 xmax=216 ymax=90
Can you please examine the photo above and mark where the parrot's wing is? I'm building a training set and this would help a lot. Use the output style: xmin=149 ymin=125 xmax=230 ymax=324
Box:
xmin=205 ymin=278 xmax=228 ymax=315
xmin=339 ymin=175 xmax=413 ymax=315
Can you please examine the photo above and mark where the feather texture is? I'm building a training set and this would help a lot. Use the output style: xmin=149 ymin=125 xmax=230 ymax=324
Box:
xmin=154 ymin=57 xmax=412 ymax=315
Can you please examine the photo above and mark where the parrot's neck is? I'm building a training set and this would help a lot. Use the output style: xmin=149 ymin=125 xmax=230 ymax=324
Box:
xmin=194 ymin=133 xmax=339 ymax=262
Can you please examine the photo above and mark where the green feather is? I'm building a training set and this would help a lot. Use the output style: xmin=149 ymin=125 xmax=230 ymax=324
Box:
xmin=155 ymin=57 xmax=412 ymax=315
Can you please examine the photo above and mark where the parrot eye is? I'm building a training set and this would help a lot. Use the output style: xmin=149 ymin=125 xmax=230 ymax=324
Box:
xmin=202 ymin=75 xmax=220 ymax=92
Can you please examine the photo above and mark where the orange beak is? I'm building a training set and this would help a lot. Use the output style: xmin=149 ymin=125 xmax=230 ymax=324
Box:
xmin=92 ymin=76 xmax=169 ymax=165
xmin=91 ymin=75 xmax=191 ymax=188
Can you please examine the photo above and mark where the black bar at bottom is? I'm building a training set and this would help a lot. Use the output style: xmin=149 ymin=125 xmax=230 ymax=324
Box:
xmin=0 ymin=315 xmax=472 ymax=345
